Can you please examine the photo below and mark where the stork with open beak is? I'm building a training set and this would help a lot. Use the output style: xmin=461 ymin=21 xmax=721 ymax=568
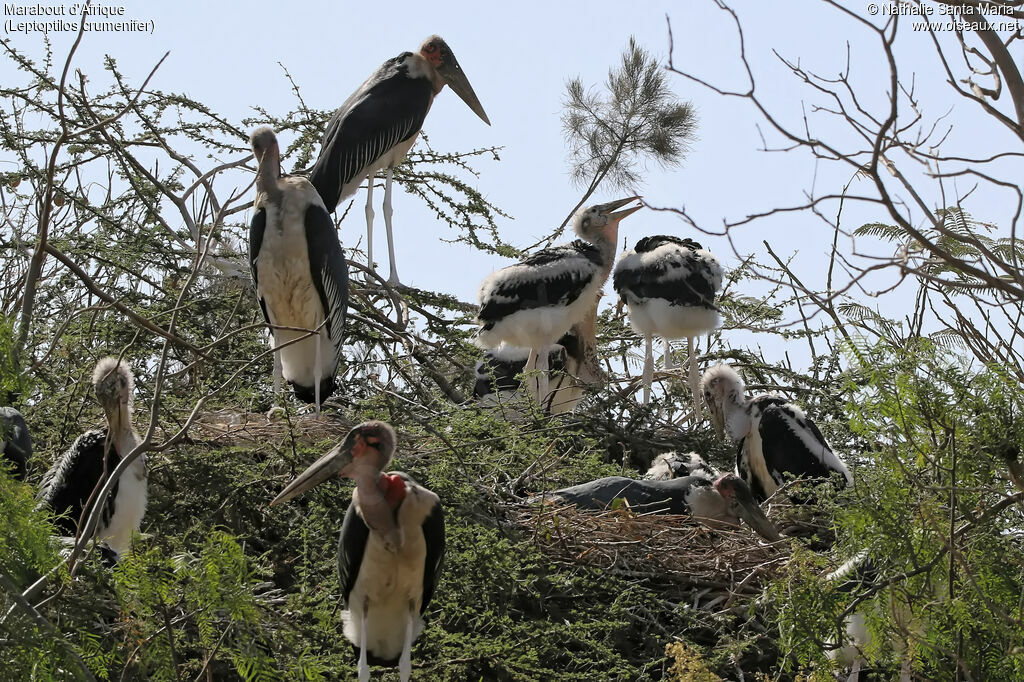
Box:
xmin=475 ymin=197 xmax=641 ymax=406
xmin=270 ymin=421 xmax=444 ymax=682
xmin=307 ymin=35 xmax=490 ymax=286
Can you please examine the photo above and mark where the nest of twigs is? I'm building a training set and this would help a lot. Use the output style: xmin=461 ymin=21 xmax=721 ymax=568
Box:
xmin=188 ymin=408 xmax=350 ymax=446
xmin=515 ymin=505 xmax=792 ymax=610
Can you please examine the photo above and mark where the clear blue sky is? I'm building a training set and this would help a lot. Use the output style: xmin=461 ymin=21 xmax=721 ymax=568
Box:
xmin=3 ymin=1 xmax=1020 ymax=370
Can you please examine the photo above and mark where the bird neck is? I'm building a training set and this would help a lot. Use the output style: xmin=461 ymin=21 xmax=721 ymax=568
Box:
xmin=256 ymin=148 xmax=283 ymax=204
xmin=723 ymin=399 xmax=750 ymax=439
xmin=354 ymin=471 xmax=405 ymax=540
xmin=590 ymin=224 xmax=619 ymax=275
xmin=410 ymin=52 xmax=445 ymax=95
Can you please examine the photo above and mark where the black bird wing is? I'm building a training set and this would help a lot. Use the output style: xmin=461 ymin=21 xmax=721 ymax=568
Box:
xmin=304 ymin=204 xmax=349 ymax=371
xmin=757 ymin=401 xmax=844 ymax=487
xmin=38 ymin=429 xmax=120 ymax=536
xmin=307 ymin=55 xmax=433 ymax=212
xmin=0 ymin=407 xmax=31 ymax=481
xmin=248 ymin=208 xmax=271 ymax=326
xmin=613 ymin=235 xmax=720 ymax=309
xmin=419 ymin=497 xmax=445 ymax=616
xmin=478 ymin=242 xmax=602 ymax=327
xmin=473 ymin=341 xmax=570 ymax=398
xmin=547 ymin=476 xmax=703 ymax=515
xmin=337 ymin=498 xmax=369 ymax=606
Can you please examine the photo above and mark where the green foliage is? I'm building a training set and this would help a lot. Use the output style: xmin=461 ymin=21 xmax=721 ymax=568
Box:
xmin=0 ymin=316 xmax=31 ymax=405
xmin=563 ymin=37 xmax=697 ymax=193
xmin=765 ymin=342 xmax=1024 ymax=679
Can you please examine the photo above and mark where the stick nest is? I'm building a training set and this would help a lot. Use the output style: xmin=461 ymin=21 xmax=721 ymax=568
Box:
xmin=514 ymin=504 xmax=792 ymax=609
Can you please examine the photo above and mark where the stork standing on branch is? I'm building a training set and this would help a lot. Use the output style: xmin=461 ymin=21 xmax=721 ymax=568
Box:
xmin=307 ymin=35 xmax=490 ymax=286
xmin=699 ymin=364 xmax=852 ymax=502
xmin=0 ymin=407 xmax=32 ymax=481
xmin=270 ymin=421 xmax=444 ymax=682
xmin=38 ymin=358 xmax=146 ymax=561
xmin=613 ymin=235 xmax=723 ymax=411
xmin=475 ymin=198 xmax=641 ymax=406
xmin=250 ymin=127 xmax=349 ymax=414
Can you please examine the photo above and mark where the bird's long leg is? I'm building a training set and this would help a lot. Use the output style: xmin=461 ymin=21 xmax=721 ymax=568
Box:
xmin=524 ymin=347 xmax=538 ymax=402
xmin=688 ymin=336 xmax=701 ymax=420
xmin=663 ymin=338 xmax=673 ymax=370
xmin=642 ymin=335 xmax=653 ymax=405
xmin=364 ymin=175 xmax=375 ymax=274
xmin=536 ymin=345 xmax=550 ymax=410
xmin=383 ymin=166 xmax=400 ymax=286
xmin=314 ymin=331 xmax=322 ymax=417
xmin=358 ymin=597 xmax=370 ymax=682
xmin=272 ymin=340 xmax=282 ymax=396
xmin=398 ymin=601 xmax=414 ymax=681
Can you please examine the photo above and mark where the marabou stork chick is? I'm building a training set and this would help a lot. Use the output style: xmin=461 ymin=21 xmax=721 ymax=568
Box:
xmin=308 ymin=35 xmax=489 ymax=286
xmin=699 ymin=364 xmax=853 ymax=503
xmin=613 ymin=235 xmax=723 ymax=410
xmin=270 ymin=421 xmax=444 ymax=682
xmin=38 ymin=358 xmax=146 ymax=560
xmin=474 ymin=303 xmax=603 ymax=415
xmin=476 ymin=198 xmax=641 ymax=406
xmin=0 ymin=407 xmax=32 ymax=481
xmin=534 ymin=472 xmax=779 ymax=541
xmin=643 ymin=451 xmax=718 ymax=481
xmin=250 ymin=126 xmax=349 ymax=414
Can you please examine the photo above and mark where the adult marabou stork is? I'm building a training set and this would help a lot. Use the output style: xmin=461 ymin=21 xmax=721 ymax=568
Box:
xmin=270 ymin=421 xmax=444 ymax=682
xmin=613 ymin=235 xmax=723 ymax=410
xmin=699 ymin=364 xmax=853 ymax=503
xmin=473 ymin=304 xmax=602 ymax=415
xmin=476 ymin=198 xmax=641 ymax=406
xmin=307 ymin=35 xmax=490 ymax=286
xmin=0 ymin=407 xmax=32 ymax=481
xmin=250 ymin=127 xmax=349 ymax=413
xmin=535 ymin=473 xmax=780 ymax=540
xmin=38 ymin=358 xmax=146 ymax=560
xmin=643 ymin=451 xmax=717 ymax=481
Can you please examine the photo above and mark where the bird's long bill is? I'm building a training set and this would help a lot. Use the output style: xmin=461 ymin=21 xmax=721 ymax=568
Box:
xmin=438 ymin=57 xmax=490 ymax=125
xmin=269 ymin=441 xmax=354 ymax=507
xmin=736 ymin=500 xmax=782 ymax=541
xmin=597 ymin=196 xmax=642 ymax=224
xmin=708 ymin=402 xmax=725 ymax=440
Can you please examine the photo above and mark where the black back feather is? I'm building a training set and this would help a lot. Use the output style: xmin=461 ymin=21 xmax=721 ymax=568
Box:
xmin=38 ymin=429 xmax=120 ymax=536
xmin=308 ymin=55 xmax=432 ymax=212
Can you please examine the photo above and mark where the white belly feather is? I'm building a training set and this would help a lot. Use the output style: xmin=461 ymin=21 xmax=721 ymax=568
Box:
xmin=100 ymin=429 xmax=147 ymax=557
xmin=256 ymin=185 xmax=335 ymax=386
xmin=342 ymin=484 xmax=439 ymax=661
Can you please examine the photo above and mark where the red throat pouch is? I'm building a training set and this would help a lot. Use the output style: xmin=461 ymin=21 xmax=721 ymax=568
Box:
xmin=380 ymin=474 xmax=407 ymax=508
